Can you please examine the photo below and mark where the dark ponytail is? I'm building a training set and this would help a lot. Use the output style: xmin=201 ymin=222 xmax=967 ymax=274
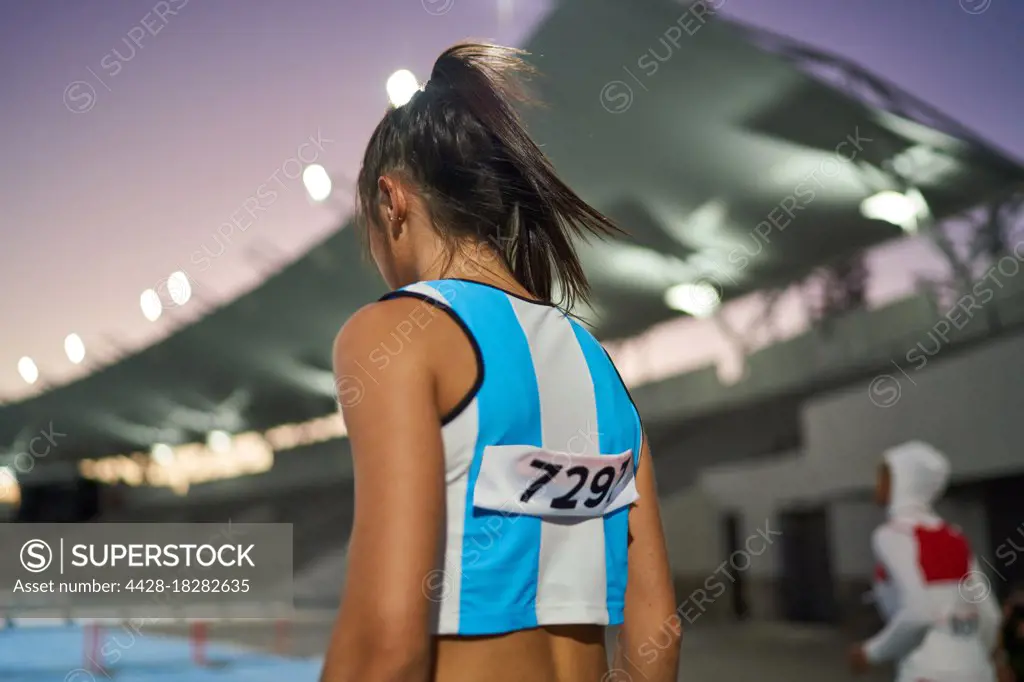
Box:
xmin=356 ymin=41 xmax=624 ymax=310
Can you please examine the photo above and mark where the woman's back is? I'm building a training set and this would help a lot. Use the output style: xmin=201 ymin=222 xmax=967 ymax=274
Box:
xmin=386 ymin=279 xmax=642 ymax=638
xmin=434 ymin=624 xmax=608 ymax=682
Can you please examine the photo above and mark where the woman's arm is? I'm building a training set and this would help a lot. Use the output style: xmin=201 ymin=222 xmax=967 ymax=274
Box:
xmin=859 ymin=526 xmax=932 ymax=664
xmin=320 ymin=300 xmax=447 ymax=682
xmin=613 ymin=437 xmax=680 ymax=682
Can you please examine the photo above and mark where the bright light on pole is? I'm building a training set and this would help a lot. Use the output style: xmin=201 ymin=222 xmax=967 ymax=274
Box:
xmin=141 ymin=288 xmax=163 ymax=322
xmin=65 ymin=333 xmax=86 ymax=364
xmin=386 ymin=69 xmax=420 ymax=107
xmin=860 ymin=190 xmax=926 ymax=234
xmin=302 ymin=164 xmax=333 ymax=202
xmin=207 ymin=430 xmax=232 ymax=454
xmin=664 ymin=282 xmax=721 ymax=317
xmin=17 ymin=357 xmax=38 ymax=385
xmin=167 ymin=271 xmax=192 ymax=306
xmin=151 ymin=443 xmax=174 ymax=465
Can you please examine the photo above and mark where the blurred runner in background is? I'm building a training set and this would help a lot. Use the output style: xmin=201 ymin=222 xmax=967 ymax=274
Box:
xmin=848 ymin=441 xmax=1002 ymax=682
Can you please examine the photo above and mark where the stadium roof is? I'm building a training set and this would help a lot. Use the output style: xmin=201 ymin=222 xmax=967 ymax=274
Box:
xmin=3 ymin=0 xmax=1023 ymax=461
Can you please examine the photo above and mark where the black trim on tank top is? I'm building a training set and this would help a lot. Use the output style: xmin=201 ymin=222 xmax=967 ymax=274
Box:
xmin=446 ymin=279 xmax=603 ymax=332
xmin=378 ymin=290 xmax=485 ymax=426
xmin=445 ymin=278 xmax=560 ymax=308
xmin=602 ymin=347 xmax=639 ymax=413
xmin=602 ymin=346 xmax=646 ymax=456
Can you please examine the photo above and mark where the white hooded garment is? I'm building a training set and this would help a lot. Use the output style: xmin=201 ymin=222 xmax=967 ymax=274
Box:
xmin=867 ymin=441 xmax=1000 ymax=682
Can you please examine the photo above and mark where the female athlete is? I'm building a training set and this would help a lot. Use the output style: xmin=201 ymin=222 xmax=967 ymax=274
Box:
xmin=320 ymin=42 xmax=680 ymax=682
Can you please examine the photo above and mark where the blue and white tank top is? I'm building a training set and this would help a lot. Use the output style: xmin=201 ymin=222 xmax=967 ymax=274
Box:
xmin=381 ymin=278 xmax=643 ymax=637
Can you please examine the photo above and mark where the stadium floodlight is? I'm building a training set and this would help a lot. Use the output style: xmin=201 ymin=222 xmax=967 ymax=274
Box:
xmin=64 ymin=333 xmax=86 ymax=364
xmin=206 ymin=430 xmax=232 ymax=454
xmin=167 ymin=271 xmax=192 ymax=306
xmin=860 ymin=190 xmax=922 ymax=233
xmin=386 ymin=69 xmax=420 ymax=107
xmin=140 ymin=288 xmax=163 ymax=322
xmin=151 ymin=443 xmax=174 ymax=465
xmin=302 ymin=164 xmax=333 ymax=202
xmin=17 ymin=356 xmax=38 ymax=385
xmin=664 ymin=282 xmax=721 ymax=318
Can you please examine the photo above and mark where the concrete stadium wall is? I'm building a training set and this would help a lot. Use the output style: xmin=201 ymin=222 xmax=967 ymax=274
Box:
xmin=655 ymin=455 xmax=812 ymax=623
xmin=828 ymin=498 xmax=881 ymax=579
xmin=660 ymin=484 xmax=722 ymax=576
xmin=802 ymin=329 xmax=1024 ymax=496
xmin=698 ymin=453 xmax=816 ymax=621
xmin=658 ymin=483 xmax=733 ymax=623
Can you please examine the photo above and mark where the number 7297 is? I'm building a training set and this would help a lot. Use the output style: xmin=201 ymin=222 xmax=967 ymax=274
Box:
xmin=521 ymin=457 xmax=631 ymax=511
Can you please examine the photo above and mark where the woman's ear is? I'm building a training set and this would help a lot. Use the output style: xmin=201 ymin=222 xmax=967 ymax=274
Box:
xmin=377 ymin=175 xmax=408 ymax=226
xmin=377 ymin=176 xmax=395 ymax=222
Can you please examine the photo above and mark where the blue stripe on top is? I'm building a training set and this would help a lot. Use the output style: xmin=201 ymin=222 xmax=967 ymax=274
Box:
xmin=569 ymin=319 xmax=641 ymax=624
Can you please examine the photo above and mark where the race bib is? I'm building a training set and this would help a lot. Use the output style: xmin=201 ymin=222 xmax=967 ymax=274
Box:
xmin=472 ymin=445 xmax=639 ymax=518
xmin=942 ymin=607 xmax=980 ymax=637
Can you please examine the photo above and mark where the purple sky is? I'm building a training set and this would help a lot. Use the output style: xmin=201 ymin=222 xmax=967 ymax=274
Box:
xmin=1 ymin=0 xmax=1021 ymax=400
